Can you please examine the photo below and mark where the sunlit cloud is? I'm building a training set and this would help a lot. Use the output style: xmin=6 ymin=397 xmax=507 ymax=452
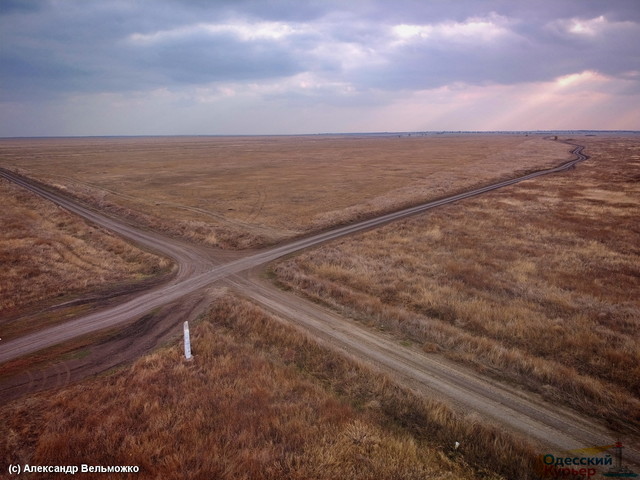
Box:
xmin=187 ymin=72 xmax=357 ymax=105
xmin=568 ymin=16 xmax=606 ymax=35
xmin=555 ymin=70 xmax=601 ymax=88
xmin=391 ymin=13 xmax=514 ymax=46
xmin=328 ymin=68 xmax=640 ymax=133
xmin=129 ymin=21 xmax=310 ymax=45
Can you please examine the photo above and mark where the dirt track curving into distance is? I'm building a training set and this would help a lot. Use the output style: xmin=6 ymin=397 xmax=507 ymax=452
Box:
xmin=2 ymin=142 xmax=639 ymax=466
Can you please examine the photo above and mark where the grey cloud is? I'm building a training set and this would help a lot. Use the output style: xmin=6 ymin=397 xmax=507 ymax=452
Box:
xmin=0 ymin=0 xmax=44 ymax=15
xmin=164 ymin=0 xmax=341 ymax=21
xmin=383 ymin=0 xmax=640 ymax=24
xmin=1 ymin=0 xmax=639 ymax=104
xmin=0 ymin=1 xmax=310 ymax=100
xmin=337 ymin=2 xmax=640 ymax=92
xmin=139 ymin=33 xmax=304 ymax=84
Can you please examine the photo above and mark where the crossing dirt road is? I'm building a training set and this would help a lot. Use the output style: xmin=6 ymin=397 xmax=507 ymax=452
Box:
xmin=3 ymin=141 xmax=638 ymax=467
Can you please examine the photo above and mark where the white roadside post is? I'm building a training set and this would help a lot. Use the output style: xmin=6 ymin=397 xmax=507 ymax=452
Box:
xmin=183 ymin=321 xmax=193 ymax=360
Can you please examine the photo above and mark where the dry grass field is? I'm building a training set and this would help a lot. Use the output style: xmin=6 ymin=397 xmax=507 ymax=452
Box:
xmin=0 ymin=135 xmax=571 ymax=248
xmin=1 ymin=293 xmax=542 ymax=479
xmin=1 ymin=134 xmax=618 ymax=479
xmin=273 ymin=136 xmax=640 ymax=432
xmin=0 ymin=177 xmax=171 ymax=338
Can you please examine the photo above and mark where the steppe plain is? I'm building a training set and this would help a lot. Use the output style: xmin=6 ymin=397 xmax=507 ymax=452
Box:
xmin=0 ymin=135 xmax=570 ymax=248
xmin=273 ymin=136 xmax=640 ymax=433
xmin=1 ymin=134 xmax=638 ymax=479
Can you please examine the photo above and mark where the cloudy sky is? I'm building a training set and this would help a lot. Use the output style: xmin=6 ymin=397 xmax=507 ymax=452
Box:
xmin=1 ymin=0 xmax=639 ymax=136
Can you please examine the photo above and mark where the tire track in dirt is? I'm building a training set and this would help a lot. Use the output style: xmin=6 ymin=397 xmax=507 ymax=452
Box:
xmin=0 ymin=288 xmax=215 ymax=404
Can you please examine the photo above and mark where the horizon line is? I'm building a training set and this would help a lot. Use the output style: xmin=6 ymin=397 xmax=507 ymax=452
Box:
xmin=2 ymin=129 xmax=640 ymax=140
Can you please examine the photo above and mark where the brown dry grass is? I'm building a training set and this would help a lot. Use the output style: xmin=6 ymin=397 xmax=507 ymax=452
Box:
xmin=273 ymin=135 xmax=640 ymax=432
xmin=0 ymin=177 xmax=171 ymax=336
xmin=0 ymin=135 xmax=571 ymax=248
xmin=1 ymin=293 xmax=530 ymax=480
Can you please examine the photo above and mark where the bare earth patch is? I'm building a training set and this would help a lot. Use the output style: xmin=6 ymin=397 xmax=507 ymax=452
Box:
xmin=0 ymin=134 xmax=571 ymax=248
xmin=273 ymin=136 xmax=640 ymax=433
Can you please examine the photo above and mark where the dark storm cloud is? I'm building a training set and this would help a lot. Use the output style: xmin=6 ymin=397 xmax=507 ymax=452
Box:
xmin=0 ymin=0 xmax=320 ymax=100
xmin=1 ymin=0 xmax=639 ymax=105
xmin=0 ymin=0 xmax=44 ymax=15
xmin=165 ymin=0 xmax=336 ymax=21
xmin=139 ymin=31 xmax=303 ymax=84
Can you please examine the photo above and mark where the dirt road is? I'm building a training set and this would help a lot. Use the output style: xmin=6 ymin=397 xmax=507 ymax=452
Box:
xmin=3 ymin=142 xmax=638 ymax=466
xmin=0 ymin=143 xmax=588 ymax=363
xmin=229 ymin=272 xmax=636 ymax=459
